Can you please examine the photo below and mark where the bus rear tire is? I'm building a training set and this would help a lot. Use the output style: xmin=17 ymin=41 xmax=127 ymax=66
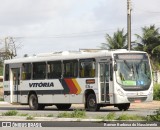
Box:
xmin=117 ymin=103 xmax=130 ymax=111
xmin=56 ymin=104 xmax=71 ymax=110
xmin=29 ymin=94 xmax=45 ymax=110
xmin=86 ymin=94 xmax=100 ymax=111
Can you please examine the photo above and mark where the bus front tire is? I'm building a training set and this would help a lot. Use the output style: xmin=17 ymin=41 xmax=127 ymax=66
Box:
xmin=56 ymin=104 xmax=71 ymax=110
xmin=29 ymin=94 xmax=45 ymax=110
xmin=86 ymin=94 xmax=100 ymax=111
xmin=117 ymin=103 xmax=130 ymax=111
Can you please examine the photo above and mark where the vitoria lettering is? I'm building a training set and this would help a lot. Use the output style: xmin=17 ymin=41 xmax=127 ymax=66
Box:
xmin=29 ymin=82 xmax=54 ymax=87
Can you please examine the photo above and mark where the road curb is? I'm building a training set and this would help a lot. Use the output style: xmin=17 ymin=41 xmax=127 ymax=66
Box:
xmin=0 ymin=102 xmax=10 ymax=105
xmin=0 ymin=116 xmax=103 ymax=121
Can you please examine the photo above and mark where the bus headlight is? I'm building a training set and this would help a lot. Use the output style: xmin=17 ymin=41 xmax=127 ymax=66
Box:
xmin=117 ymin=89 xmax=124 ymax=96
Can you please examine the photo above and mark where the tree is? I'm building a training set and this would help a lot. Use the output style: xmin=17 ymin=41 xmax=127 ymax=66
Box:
xmin=134 ymin=25 xmax=160 ymax=57
xmin=134 ymin=25 xmax=160 ymax=70
xmin=100 ymin=29 xmax=127 ymax=49
xmin=0 ymin=37 xmax=21 ymax=60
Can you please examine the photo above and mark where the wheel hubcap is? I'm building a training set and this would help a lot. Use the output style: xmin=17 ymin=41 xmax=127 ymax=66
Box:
xmin=89 ymin=99 xmax=95 ymax=107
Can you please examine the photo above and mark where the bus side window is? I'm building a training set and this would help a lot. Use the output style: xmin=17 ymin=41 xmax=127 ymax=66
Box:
xmin=63 ymin=60 xmax=78 ymax=78
xmin=47 ymin=61 xmax=62 ymax=79
xmin=22 ymin=63 xmax=32 ymax=80
xmin=33 ymin=62 xmax=46 ymax=80
xmin=80 ymin=63 xmax=85 ymax=77
xmin=79 ymin=59 xmax=95 ymax=78
xmin=110 ymin=63 xmax=113 ymax=81
xmin=91 ymin=62 xmax=95 ymax=77
xmin=4 ymin=64 xmax=9 ymax=81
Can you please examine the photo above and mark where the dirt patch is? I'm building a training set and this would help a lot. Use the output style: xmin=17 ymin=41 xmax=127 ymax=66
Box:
xmin=130 ymin=101 xmax=160 ymax=109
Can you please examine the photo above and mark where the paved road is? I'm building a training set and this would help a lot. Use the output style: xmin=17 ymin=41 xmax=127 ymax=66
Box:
xmin=0 ymin=104 xmax=159 ymax=129
xmin=0 ymin=104 xmax=157 ymax=118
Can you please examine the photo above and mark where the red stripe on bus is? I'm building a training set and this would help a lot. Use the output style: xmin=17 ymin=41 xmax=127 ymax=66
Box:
xmin=64 ymin=79 xmax=78 ymax=94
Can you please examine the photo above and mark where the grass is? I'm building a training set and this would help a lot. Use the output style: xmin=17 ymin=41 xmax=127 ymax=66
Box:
xmin=71 ymin=109 xmax=86 ymax=118
xmin=18 ymin=113 xmax=29 ymax=116
xmin=117 ymin=114 xmax=146 ymax=121
xmin=97 ymin=112 xmax=146 ymax=121
xmin=58 ymin=112 xmax=71 ymax=118
xmin=97 ymin=112 xmax=116 ymax=121
xmin=0 ymin=98 xmax=4 ymax=101
xmin=57 ymin=109 xmax=86 ymax=118
xmin=1 ymin=109 xmax=159 ymax=121
xmin=2 ymin=110 xmax=18 ymax=116
xmin=26 ymin=116 xmax=35 ymax=120
xmin=47 ymin=114 xmax=54 ymax=117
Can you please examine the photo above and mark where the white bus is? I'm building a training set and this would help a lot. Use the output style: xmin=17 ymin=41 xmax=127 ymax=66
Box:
xmin=3 ymin=49 xmax=153 ymax=111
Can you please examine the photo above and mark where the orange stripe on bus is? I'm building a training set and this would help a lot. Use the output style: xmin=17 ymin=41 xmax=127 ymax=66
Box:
xmin=72 ymin=79 xmax=82 ymax=94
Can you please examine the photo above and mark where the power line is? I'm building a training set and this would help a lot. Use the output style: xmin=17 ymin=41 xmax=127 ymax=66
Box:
xmin=0 ymin=22 xmax=160 ymax=40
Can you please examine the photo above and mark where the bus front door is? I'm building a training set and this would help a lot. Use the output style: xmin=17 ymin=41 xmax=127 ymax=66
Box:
xmin=100 ymin=63 xmax=110 ymax=103
xmin=11 ymin=68 xmax=20 ymax=103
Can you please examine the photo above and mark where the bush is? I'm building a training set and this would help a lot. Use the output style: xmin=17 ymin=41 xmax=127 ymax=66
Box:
xmin=147 ymin=109 xmax=160 ymax=121
xmin=153 ymin=84 xmax=160 ymax=100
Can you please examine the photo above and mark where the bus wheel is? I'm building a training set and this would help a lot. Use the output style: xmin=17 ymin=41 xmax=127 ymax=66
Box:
xmin=117 ymin=103 xmax=130 ymax=111
xmin=86 ymin=94 xmax=100 ymax=111
xmin=56 ymin=104 xmax=71 ymax=110
xmin=29 ymin=94 xmax=45 ymax=110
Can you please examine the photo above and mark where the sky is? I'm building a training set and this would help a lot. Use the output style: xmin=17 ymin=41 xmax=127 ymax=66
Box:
xmin=0 ymin=0 xmax=160 ymax=57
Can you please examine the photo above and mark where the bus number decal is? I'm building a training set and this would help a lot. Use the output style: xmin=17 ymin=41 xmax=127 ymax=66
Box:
xmin=85 ymin=84 xmax=93 ymax=89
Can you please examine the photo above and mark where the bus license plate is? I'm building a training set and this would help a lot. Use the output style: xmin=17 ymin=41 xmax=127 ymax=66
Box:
xmin=134 ymin=100 xmax=141 ymax=103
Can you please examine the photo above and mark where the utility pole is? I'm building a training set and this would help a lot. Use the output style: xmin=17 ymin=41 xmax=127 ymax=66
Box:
xmin=127 ymin=0 xmax=131 ymax=51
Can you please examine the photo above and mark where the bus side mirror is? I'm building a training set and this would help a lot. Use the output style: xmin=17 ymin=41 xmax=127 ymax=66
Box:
xmin=114 ymin=64 xmax=117 ymax=71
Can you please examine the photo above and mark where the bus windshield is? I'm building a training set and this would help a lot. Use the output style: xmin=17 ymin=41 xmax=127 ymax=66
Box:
xmin=115 ymin=54 xmax=151 ymax=90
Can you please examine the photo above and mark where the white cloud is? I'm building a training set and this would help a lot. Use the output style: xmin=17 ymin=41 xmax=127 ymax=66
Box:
xmin=0 ymin=0 xmax=160 ymax=57
xmin=0 ymin=0 xmax=74 ymax=25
